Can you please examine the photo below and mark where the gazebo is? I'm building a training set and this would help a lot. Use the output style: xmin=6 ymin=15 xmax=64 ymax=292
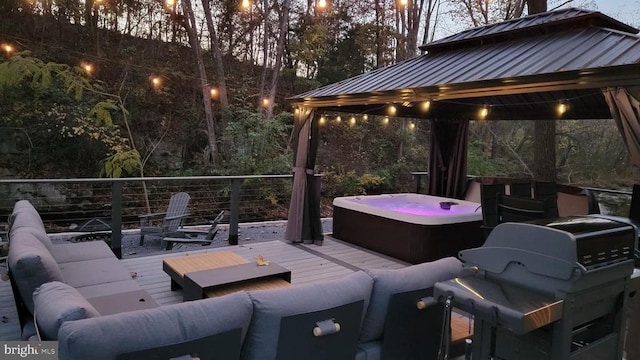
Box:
xmin=284 ymin=8 xmax=640 ymax=243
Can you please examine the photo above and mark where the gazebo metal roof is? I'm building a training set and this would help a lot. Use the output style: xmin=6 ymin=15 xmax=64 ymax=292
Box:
xmin=290 ymin=8 xmax=640 ymax=120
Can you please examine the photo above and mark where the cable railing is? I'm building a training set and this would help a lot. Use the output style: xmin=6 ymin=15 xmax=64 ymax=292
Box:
xmin=410 ymin=172 xmax=634 ymax=216
xmin=0 ymin=175 xmax=296 ymax=258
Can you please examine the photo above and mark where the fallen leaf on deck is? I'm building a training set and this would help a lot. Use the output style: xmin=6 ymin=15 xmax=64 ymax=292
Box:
xmin=256 ymin=254 xmax=270 ymax=266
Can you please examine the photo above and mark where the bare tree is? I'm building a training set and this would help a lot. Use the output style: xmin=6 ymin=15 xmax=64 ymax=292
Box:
xmin=179 ymin=0 xmax=218 ymax=165
xmin=201 ymin=0 xmax=229 ymax=113
xmin=265 ymin=0 xmax=290 ymax=117
xmin=526 ymin=0 xmax=556 ymax=181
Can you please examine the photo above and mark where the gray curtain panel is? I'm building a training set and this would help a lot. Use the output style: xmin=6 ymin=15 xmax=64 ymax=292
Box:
xmin=602 ymin=86 xmax=640 ymax=167
xmin=285 ymin=108 xmax=323 ymax=244
xmin=428 ymin=119 xmax=469 ymax=199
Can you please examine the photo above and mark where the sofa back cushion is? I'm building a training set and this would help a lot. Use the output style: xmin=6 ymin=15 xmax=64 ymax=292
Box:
xmin=58 ymin=291 xmax=253 ymax=360
xmin=33 ymin=281 xmax=100 ymax=340
xmin=242 ymin=270 xmax=373 ymax=360
xmin=360 ymin=257 xmax=463 ymax=342
xmin=10 ymin=226 xmax=55 ymax=254
xmin=8 ymin=230 xmax=63 ymax=313
xmin=10 ymin=200 xmax=46 ymax=232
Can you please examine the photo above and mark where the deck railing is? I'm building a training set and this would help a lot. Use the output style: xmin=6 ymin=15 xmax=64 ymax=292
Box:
xmin=0 ymin=175 xmax=296 ymax=258
xmin=410 ymin=171 xmax=634 ymax=216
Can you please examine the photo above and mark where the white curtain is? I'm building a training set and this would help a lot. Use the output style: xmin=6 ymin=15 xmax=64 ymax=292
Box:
xmin=602 ymin=87 xmax=640 ymax=167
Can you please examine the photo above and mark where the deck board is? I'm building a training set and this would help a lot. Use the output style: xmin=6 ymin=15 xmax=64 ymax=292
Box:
xmin=0 ymin=238 xmax=407 ymax=340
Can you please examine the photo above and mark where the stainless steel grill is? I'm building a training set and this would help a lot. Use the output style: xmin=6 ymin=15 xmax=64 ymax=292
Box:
xmin=435 ymin=216 xmax=637 ymax=360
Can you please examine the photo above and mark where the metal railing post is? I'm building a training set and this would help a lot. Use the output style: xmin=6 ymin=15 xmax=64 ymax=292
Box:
xmin=111 ymin=181 xmax=123 ymax=259
xmin=228 ymin=178 xmax=241 ymax=245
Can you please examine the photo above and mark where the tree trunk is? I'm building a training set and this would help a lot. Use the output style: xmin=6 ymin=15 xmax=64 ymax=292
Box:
xmin=180 ymin=0 xmax=218 ymax=166
xmin=527 ymin=0 xmax=547 ymax=14
xmin=201 ymin=0 xmax=229 ymax=111
xmin=266 ymin=0 xmax=290 ymax=117
xmin=533 ymin=120 xmax=556 ymax=181
xmin=528 ymin=0 xmax=554 ymax=181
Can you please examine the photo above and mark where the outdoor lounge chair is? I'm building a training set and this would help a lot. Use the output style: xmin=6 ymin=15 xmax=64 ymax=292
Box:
xmin=138 ymin=192 xmax=190 ymax=246
xmin=161 ymin=210 xmax=225 ymax=250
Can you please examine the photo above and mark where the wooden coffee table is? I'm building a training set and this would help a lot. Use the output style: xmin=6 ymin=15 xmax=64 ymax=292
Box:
xmin=163 ymin=251 xmax=292 ymax=301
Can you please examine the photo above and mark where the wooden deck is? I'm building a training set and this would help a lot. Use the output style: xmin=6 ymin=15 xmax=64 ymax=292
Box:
xmin=0 ymin=236 xmax=408 ymax=340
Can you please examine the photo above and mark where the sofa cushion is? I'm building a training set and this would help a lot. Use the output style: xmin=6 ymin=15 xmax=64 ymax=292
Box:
xmin=58 ymin=291 xmax=253 ymax=360
xmin=50 ymin=241 xmax=115 ymax=264
xmin=359 ymin=257 xmax=463 ymax=342
xmin=356 ymin=341 xmax=382 ymax=360
xmin=10 ymin=226 xmax=55 ymax=254
xmin=33 ymin=281 xmax=100 ymax=340
xmin=242 ymin=270 xmax=373 ymax=360
xmin=75 ymin=280 xmax=142 ymax=300
xmin=58 ymin=257 xmax=135 ymax=288
xmin=8 ymin=231 xmax=64 ymax=313
xmin=10 ymin=201 xmax=46 ymax=233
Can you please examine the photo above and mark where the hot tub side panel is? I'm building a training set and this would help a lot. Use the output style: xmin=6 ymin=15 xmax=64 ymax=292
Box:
xmin=332 ymin=206 xmax=484 ymax=264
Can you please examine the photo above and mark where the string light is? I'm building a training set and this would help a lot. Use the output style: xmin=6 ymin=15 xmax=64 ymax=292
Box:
xmin=319 ymin=116 xmax=326 ymax=125
xmin=209 ymin=87 xmax=219 ymax=99
xmin=165 ymin=0 xmax=175 ymax=7
xmin=317 ymin=0 xmax=327 ymax=9
xmin=81 ymin=62 xmax=93 ymax=75
xmin=382 ymin=117 xmax=390 ymax=125
xmin=408 ymin=122 xmax=415 ymax=130
xmin=399 ymin=0 xmax=408 ymax=6
xmin=478 ymin=105 xmax=489 ymax=120
xmin=1 ymin=43 xmax=14 ymax=55
xmin=336 ymin=115 xmax=342 ymax=123
xmin=363 ymin=114 xmax=368 ymax=121
xmin=150 ymin=76 xmax=162 ymax=89
xmin=349 ymin=116 xmax=356 ymax=126
xmin=388 ymin=104 xmax=397 ymax=116
xmin=557 ymin=101 xmax=568 ymax=116
xmin=241 ymin=0 xmax=251 ymax=10
xmin=421 ymin=100 xmax=431 ymax=112
xmin=261 ymin=98 xmax=270 ymax=108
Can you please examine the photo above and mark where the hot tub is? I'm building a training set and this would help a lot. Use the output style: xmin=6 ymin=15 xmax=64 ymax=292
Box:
xmin=332 ymin=193 xmax=485 ymax=264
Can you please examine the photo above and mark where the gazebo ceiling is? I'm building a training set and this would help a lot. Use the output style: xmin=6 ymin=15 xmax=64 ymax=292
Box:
xmin=290 ymin=8 xmax=640 ymax=121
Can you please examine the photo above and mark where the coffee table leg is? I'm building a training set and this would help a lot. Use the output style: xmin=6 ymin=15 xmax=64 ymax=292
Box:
xmin=171 ymin=278 xmax=181 ymax=291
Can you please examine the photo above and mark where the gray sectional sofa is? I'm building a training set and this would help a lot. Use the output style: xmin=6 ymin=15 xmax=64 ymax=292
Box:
xmin=7 ymin=200 xmax=465 ymax=360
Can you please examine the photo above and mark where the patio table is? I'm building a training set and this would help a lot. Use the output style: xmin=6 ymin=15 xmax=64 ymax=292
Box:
xmin=163 ymin=251 xmax=291 ymax=301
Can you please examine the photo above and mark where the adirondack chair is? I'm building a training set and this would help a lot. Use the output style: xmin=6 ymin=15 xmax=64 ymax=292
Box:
xmin=162 ymin=210 xmax=225 ymax=250
xmin=139 ymin=192 xmax=190 ymax=246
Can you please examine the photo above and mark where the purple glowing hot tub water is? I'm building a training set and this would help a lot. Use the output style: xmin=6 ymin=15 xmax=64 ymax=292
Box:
xmin=332 ymin=194 xmax=485 ymax=264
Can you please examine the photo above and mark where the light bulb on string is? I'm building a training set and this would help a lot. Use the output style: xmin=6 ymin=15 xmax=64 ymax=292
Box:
xmin=388 ymin=104 xmax=397 ymax=116
xmin=557 ymin=101 xmax=568 ymax=116
xmin=408 ymin=122 xmax=415 ymax=130
xmin=209 ymin=87 xmax=219 ymax=99
xmin=382 ymin=117 xmax=390 ymax=125
xmin=81 ymin=62 xmax=93 ymax=75
xmin=336 ymin=115 xmax=342 ymax=123
xmin=241 ymin=0 xmax=251 ymax=10
xmin=478 ymin=105 xmax=489 ymax=120
xmin=1 ymin=43 xmax=14 ymax=55
xmin=399 ymin=0 xmax=408 ymax=7
xmin=421 ymin=100 xmax=431 ymax=112
xmin=317 ymin=0 xmax=327 ymax=9
xmin=261 ymin=98 xmax=270 ymax=108
xmin=319 ymin=116 xmax=327 ymax=125
xmin=150 ymin=76 xmax=162 ymax=89
xmin=362 ymin=114 xmax=368 ymax=121
xmin=349 ymin=116 xmax=356 ymax=127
